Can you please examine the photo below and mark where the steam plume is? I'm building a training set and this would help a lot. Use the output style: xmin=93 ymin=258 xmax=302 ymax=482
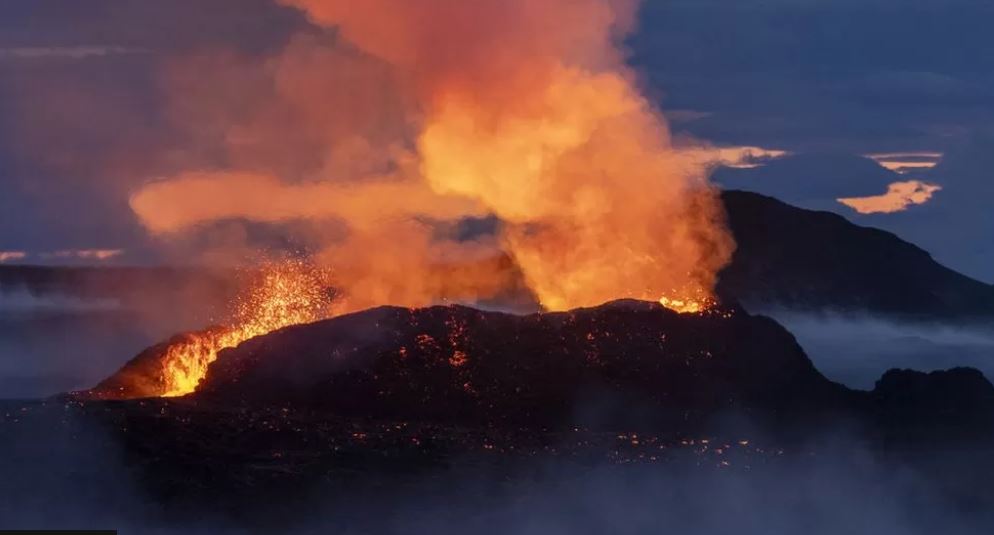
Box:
xmin=130 ymin=0 xmax=734 ymax=312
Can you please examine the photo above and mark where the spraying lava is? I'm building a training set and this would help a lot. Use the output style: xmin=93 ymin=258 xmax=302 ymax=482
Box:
xmin=160 ymin=261 xmax=331 ymax=396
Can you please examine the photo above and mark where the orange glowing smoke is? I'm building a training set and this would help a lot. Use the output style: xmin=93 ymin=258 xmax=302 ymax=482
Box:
xmin=129 ymin=0 xmax=734 ymax=315
xmin=160 ymin=261 xmax=331 ymax=396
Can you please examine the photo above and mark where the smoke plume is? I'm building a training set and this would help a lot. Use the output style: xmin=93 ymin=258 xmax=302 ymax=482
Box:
xmin=130 ymin=0 xmax=734 ymax=312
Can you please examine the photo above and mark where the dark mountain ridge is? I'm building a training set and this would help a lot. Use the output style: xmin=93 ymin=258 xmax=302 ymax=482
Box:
xmin=718 ymin=190 xmax=994 ymax=320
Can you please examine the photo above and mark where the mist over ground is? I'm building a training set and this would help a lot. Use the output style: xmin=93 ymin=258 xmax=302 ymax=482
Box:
xmin=0 ymin=285 xmax=227 ymax=399
xmin=2 ymin=403 xmax=992 ymax=535
xmin=0 ymin=296 xmax=152 ymax=398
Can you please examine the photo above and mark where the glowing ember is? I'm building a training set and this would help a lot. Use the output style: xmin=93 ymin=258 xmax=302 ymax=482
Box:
xmin=160 ymin=261 xmax=331 ymax=397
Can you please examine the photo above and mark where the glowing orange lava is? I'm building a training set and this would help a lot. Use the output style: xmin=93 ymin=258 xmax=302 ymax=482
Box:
xmin=159 ymin=261 xmax=332 ymax=397
xmin=659 ymin=297 xmax=710 ymax=315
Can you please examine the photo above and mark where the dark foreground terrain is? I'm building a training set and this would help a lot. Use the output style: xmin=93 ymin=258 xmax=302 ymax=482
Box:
xmin=3 ymin=392 xmax=994 ymax=533
xmin=2 ymin=301 xmax=992 ymax=533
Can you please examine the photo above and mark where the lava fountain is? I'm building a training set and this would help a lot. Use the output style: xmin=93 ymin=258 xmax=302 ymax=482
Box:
xmin=159 ymin=261 xmax=333 ymax=396
xmin=82 ymin=261 xmax=334 ymax=399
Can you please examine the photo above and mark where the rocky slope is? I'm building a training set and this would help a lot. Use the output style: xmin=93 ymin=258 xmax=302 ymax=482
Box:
xmin=192 ymin=301 xmax=854 ymax=428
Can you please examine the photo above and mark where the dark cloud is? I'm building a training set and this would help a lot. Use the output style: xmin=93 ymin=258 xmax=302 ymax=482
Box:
xmin=633 ymin=0 xmax=994 ymax=152
xmin=0 ymin=0 xmax=303 ymax=53
xmin=846 ymin=71 xmax=991 ymax=108
xmin=0 ymin=0 xmax=309 ymax=261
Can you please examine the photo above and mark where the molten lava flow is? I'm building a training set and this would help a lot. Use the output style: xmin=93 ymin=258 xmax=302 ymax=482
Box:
xmin=659 ymin=297 xmax=711 ymax=315
xmin=159 ymin=261 xmax=331 ymax=397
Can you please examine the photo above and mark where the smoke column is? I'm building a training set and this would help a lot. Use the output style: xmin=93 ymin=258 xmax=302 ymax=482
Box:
xmin=130 ymin=0 xmax=734 ymax=312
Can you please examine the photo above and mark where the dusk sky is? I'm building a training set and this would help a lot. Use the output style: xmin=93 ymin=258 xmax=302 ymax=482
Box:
xmin=1 ymin=0 xmax=993 ymax=281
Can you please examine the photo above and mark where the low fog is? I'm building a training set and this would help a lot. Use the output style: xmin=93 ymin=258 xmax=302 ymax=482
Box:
xmin=2 ymin=405 xmax=992 ymax=535
xmin=758 ymin=308 xmax=994 ymax=390
xmin=0 ymin=286 xmax=224 ymax=399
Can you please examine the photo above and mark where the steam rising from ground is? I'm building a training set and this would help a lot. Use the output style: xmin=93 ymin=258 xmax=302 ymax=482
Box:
xmin=130 ymin=0 xmax=733 ymax=312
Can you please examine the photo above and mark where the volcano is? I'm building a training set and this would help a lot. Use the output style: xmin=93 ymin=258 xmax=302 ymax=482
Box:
xmin=33 ymin=298 xmax=994 ymax=523
xmin=85 ymin=300 xmax=994 ymax=436
xmin=191 ymin=301 xmax=853 ymax=427
xmin=89 ymin=301 xmax=849 ymax=421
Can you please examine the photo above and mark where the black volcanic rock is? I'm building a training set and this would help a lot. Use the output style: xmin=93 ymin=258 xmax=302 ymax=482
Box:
xmin=193 ymin=301 xmax=854 ymax=428
xmin=719 ymin=190 xmax=994 ymax=319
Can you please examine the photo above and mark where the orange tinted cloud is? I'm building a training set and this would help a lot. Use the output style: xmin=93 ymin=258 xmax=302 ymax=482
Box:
xmin=130 ymin=171 xmax=486 ymax=234
xmin=865 ymin=152 xmax=943 ymax=174
xmin=838 ymin=181 xmax=942 ymax=214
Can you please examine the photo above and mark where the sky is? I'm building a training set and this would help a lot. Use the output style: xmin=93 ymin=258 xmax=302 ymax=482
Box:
xmin=0 ymin=0 xmax=992 ymax=281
